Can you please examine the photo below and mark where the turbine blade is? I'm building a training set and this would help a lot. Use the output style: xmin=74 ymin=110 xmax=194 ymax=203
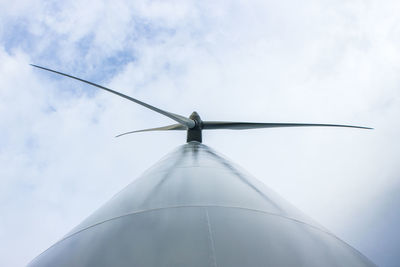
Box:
xmin=202 ymin=121 xmax=373 ymax=130
xmin=116 ymin=124 xmax=186 ymax=138
xmin=30 ymin=64 xmax=195 ymax=128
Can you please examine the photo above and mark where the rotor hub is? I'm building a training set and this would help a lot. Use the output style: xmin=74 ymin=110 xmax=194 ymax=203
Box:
xmin=187 ymin=111 xmax=203 ymax=143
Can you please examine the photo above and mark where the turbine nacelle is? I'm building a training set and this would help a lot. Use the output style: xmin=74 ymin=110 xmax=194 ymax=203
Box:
xmin=187 ymin=111 xmax=203 ymax=143
xmin=30 ymin=64 xmax=373 ymax=144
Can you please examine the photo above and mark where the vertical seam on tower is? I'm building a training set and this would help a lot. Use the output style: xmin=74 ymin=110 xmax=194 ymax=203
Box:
xmin=205 ymin=208 xmax=218 ymax=267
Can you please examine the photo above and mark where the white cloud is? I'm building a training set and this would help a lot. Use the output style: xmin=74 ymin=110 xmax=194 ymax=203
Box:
xmin=1 ymin=0 xmax=400 ymax=266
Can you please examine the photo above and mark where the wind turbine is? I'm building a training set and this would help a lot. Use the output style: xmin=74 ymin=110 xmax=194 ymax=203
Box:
xmin=28 ymin=64 xmax=375 ymax=267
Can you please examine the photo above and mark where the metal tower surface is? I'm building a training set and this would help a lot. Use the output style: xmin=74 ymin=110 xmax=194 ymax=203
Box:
xmin=28 ymin=142 xmax=375 ymax=267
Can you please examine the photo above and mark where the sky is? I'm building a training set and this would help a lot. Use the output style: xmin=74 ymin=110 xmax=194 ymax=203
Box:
xmin=0 ymin=0 xmax=399 ymax=266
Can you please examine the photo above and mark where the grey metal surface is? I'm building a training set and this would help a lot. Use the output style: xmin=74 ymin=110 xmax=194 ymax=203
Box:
xmin=28 ymin=142 xmax=376 ymax=267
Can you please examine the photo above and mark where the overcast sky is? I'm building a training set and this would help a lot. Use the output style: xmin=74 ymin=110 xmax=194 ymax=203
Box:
xmin=1 ymin=1 xmax=399 ymax=266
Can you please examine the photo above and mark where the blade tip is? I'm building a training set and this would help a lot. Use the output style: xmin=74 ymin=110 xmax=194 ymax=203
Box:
xmin=358 ymin=126 xmax=373 ymax=130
